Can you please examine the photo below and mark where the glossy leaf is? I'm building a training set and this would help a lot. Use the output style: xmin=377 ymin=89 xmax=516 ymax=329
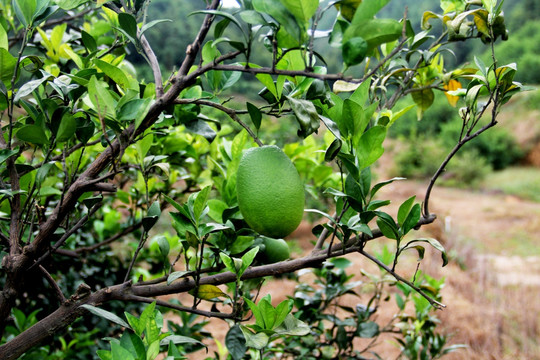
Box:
xmin=286 ymin=96 xmax=320 ymax=138
xmin=246 ymin=102 xmax=262 ymax=130
xmin=397 ymin=196 xmax=416 ymax=226
xmin=0 ymin=49 xmax=17 ymax=86
xmin=401 ymin=238 xmax=448 ymax=266
xmin=357 ymin=125 xmax=386 ymax=169
xmin=345 ymin=19 xmax=402 ymax=51
xmin=81 ymin=304 xmax=130 ymax=329
xmin=167 ymin=271 xmax=190 ymax=285
xmin=56 ymin=112 xmax=77 ymax=142
xmin=159 ymin=335 xmax=206 ymax=348
xmin=226 ymin=325 xmax=247 ymax=360
xmin=16 ymin=125 xmax=48 ymax=145
xmin=239 ymin=327 xmax=269 ymax=350
xmin=280 ymin=0 xmax=318 ymax=22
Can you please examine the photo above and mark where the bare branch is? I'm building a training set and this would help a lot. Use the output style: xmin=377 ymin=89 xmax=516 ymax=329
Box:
xmin=358 ymin=248 xmax=446 ymax=309
xmin=174 ymin=98 xmax=263 ymax=146
xmin=38 ymin=265 xmax=66 ymax=305
xmin=139 ymin=32 xmax=164 ymax=97
xmin=122 ymin=294 xmax=237 ymax=320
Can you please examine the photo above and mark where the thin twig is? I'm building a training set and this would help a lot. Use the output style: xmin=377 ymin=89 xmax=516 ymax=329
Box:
xmin=29 ymin=202 xmax=103 ymax=270
xmin=358 ymin=248 xmax=446 ymax=309
xmin=38 ymin=265 xmax=67 ymax=304
xmin=122 ymin=294 xmax=238 ymax=320
xmin=174 ymin=98 xmax=263 ymax=146
xmin=124 ymin=230 xmax=149 ymax=282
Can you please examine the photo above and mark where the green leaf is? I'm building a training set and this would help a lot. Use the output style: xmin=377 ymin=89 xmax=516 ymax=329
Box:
xmin=401 ymin=203 xmax=421 ymax=235
xmin=55 ymin=0 xmax=88 ymax=10
xmin=148 ymin=200 xmax=161 ymax=218
xmin=14 ymin=74 xmax=53 ymax=103
xmin=119 ymin=98 xmax=153 ymax=131
xmin=274 ymin=299 xmax=292 ymax=329
xmin=220 ymin=253 xmax=237 ymax=274
xmin=0 ymin=48 xmax=17 ymax=87
xmin=0 ymin=23 xmax=8 ymax=50
xmin=351 ymin=0 xmax=391 ymax=22
xmin=94 ymin=59 xmax=133 ymax=90
xmin=259 ymin=297 xmax=276 ymax=329
xmin=397 ymin=196 xmax=416 ymax=226
xmin=244 ymin=298 xmax=264 ymax=329
xmin=167 ymin=271 xmax=190 ymax=285
xmin=12 ymin=0 xmax=35 ymax=27
xmin=357 ymin=125 xmax=386 ymax=169
xmin=184 ymin=119 xmax=216 ymax=143
xmin=370 ymin=177 xmax=405 ymax=200
xmin=191 ymin=10 xmax=245 ymax=39
xmin=119 ymin=332 xmax=146 ymax=360
xmin=111 ymin=342 xmax=136 ymax=360
xmin=81 ymin=305 xmax=130 ymax=329
xmin=411 ymin=86 xmax=434 ymax=119
xmin=226 ymin=325 xmax=247 ymax=360
xmin=0 ymin=149 xmax=18 ymax=165
xmin=88 ymin=76 xmax=117 ymax=119
xmin=376 ymin=212 xmax=400 ymax=241
xmin=159 ymin=335 xmax=206 ymax=348
xmin=56 ymin=112 xmax=77 ymax=142
xmin=190 ymin=284 xmax=228 ymax=301
xmin=246 ymin=102 xmax=262 ymax=130
xmin=286 ymin=96 xmax=320 ymax=138
xmin=345 ymin=19 xmax=402 ymax=52
xmin=16 ymin=125 xmax=48 ymax=145
xmin=124 ymin=313 xmax=143 ymax=337
xmin=274 ymin=314 xmax=310 ymax=336
xmin=334 ymin=0 xmax=361 ymax=21
xmin=140 ymin=19 xmax=172 ymax=36
xmin=481 ymin=0 xmax=495 ymax=13
xmin=156 ymin=235 xmax=170 ymax=258
xmin=146 ymin=340 xmax=160 ymax=360
xmin=239 ymin=10 xmax=267 ymax=25
xmin=118 ymin=12 xmax=138 ymax=42
xmin=357 ymin=321 xmax=379 ymax=337
xmin=253 ymin=0 xmax=303 ymax=44
xmin=279 ymin=0 xmax=318 ymax=22
xmin=239 ymin=247 xmax=258 ymax=277
xmin=142 ymin=201 xmax=161 ymax=232
xmin=193 ymin=185 xmax=211 ymax=222
xmin=239 ymin=327 xmax=269 ymax=350
xmin=402 ymin=238 xmax=448 ymax=266
xmin=324 ymin=138 xmax=342 ymax=162
xmin=230 ymin=236 xmax=254 ymax=255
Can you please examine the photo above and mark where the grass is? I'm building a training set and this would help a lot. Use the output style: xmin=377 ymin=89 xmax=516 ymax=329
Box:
xmin=482 ymin=167 xmax=540 ymax=202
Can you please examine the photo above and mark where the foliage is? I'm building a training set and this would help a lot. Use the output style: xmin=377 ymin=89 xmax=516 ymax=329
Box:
xmin=0 ymin=0 xmax=522 ymax=359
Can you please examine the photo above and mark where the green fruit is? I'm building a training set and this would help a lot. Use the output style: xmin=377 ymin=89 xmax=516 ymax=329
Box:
xmin=236 ymin=145 xmax=304 ymax=238
xmin=261 ymin=237 xmax=290 ymax=263
xmin=342 ymin=37 xmax=368 ymax=67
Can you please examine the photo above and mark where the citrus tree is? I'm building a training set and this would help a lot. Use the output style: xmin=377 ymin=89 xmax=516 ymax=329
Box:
xmin=0 ymin=0 xmax=520 ymax=359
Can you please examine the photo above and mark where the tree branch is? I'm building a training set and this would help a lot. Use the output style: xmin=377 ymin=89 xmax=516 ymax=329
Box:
xmin=174 ymin=98 xmax=263 ymax=146
xmin=358 ymin=248 xmax=445 ymax=309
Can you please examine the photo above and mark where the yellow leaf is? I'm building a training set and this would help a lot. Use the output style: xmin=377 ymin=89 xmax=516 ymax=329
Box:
xmin=190 ymin=284 xmax=228 ymax=301
xmin=444 ymin=79 xmax=462 ymax=107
